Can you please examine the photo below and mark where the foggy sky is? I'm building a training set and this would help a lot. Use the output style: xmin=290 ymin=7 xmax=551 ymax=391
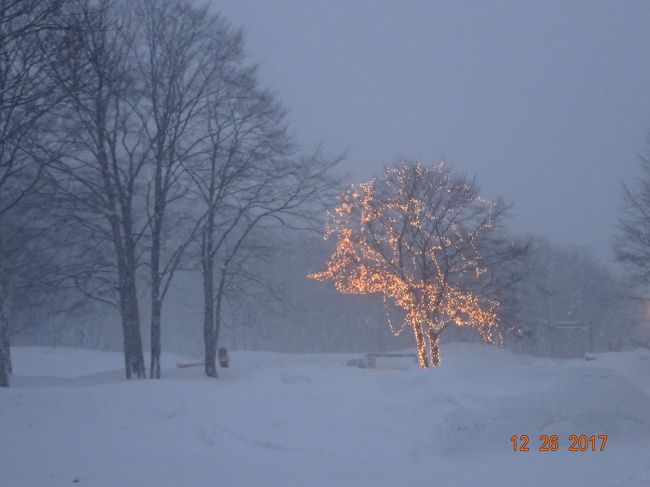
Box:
xmin=214 ymin=0 xmax=650 ymax=264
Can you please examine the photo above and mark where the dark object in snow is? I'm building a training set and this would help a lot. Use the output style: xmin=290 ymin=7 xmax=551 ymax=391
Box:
xmin=347 ymin=355 xmax=376 ymax=368
xmin=218 ymin=347 xmax=230 ymax=368
xmin=176 ymin=360 xmax=204 ymax=368
xmin=584 ymin=353 xmax=597 ymax=361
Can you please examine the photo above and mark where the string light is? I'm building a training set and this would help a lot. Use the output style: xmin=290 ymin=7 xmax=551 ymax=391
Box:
xmin=309 ymin=160 xmax=502 ymax=368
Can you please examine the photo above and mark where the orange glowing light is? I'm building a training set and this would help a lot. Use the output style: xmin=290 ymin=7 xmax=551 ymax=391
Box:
xmin=309 ymin=161 xmax=502 ymax=367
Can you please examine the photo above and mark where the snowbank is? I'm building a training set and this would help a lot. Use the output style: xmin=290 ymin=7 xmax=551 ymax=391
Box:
xmin=1 ymin=343 xmax=649 ymax=486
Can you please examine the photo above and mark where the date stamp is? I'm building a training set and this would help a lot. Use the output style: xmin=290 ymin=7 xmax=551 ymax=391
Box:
xmin=511 ymin=434 xmax=608 ymax=452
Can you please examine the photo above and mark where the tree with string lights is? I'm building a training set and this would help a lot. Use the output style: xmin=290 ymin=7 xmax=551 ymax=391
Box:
xmin=310 ymin=160 xmax=514 ymax=367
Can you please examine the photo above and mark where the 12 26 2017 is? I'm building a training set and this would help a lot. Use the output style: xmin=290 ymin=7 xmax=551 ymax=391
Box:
xmin=511 ymin=434 xmax=608 ymax=452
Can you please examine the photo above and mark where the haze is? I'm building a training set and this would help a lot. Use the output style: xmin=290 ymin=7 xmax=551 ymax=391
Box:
xmin=216 ymin=0 xmax=650 ymax=263
xmin=3 ymin=3 xmax=650 ymax=484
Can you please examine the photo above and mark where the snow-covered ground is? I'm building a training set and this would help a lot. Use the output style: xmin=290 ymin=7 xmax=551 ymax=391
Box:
xmin=1 ymin=344 xmax=650 ymax=487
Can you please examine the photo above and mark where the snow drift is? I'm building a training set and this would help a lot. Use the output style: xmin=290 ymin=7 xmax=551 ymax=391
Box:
xmin=1 ymin=343 xmax=649 ymax=486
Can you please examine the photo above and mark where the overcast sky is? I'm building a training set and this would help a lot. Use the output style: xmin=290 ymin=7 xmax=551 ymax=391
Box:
xmin=214 ymin=0 xmax=650 ymax=264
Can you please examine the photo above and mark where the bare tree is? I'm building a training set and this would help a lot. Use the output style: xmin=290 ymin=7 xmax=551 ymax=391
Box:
xmin=187 ymin=58 xmax=341 ymax=376
xmin=311 ymin=160 xmax=515 ymax=368
xmin=133 ymin=0 xmax=238 ymax=378
xmin=0 ymin=0 xmax=73 ymax=387
xmin=611 ymin=147 xmax=650 ymax=349
xmin=615 ymin=149 xmax=650 ymax=284
xmin=1 ymin=0 xmax=340 ymax=385
xmin=472 ymin=229 xmax=531 ymax=340
xmin=47 ymin=0 xmax=149 ymax=379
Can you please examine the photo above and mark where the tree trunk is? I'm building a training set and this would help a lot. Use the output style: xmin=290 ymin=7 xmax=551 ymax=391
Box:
xmin=429 ymin=330 xmax=441 ymax=367
xmin=204 ymin=329 xmax=217 ymax=378
xmin=120 ymin=272 xmax=145 ymax=379
xmin=205 ymin=268 xmax=227 ymax=371
xmin=149 ymin=298 xmax=161 ymax=379
xmin=122 ymin=211 xmax=145 ymax=379
xmin=0 ymin=233 xmax=11 ymax=386
xmin=2 ymin=316 xmax=10 ymax=375
xmin=122 ymin=320 xmax=146 ymax=379
xmin=97 ymin=123 xmax=145 ymax=379
xmin=213 ymin=274 xmax=226 ymax=355
xmin=149 ymin=238 xmax=162 ymax=378
xmin=413 ymin=323 xmax=429 ymax=368
xmin=0 ymin=292 xmax=10 ymax=388
xmin=202 ymin=227 xmax=217 ymax=377
xmin=128 ymin=279 xmax=145 ymax=378
xmin=149 ymin=155 xmax=164 ymax=379
xmin=1 ymin=293 xmax=10 ymax=375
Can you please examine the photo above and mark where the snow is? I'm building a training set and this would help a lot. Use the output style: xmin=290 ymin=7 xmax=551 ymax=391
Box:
xmin=2 ymin=344 xmax=650 ymax=486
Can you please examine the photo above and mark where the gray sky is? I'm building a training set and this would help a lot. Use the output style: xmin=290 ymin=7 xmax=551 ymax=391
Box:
xmin=214 ymin=0 xmax=650 ymax=263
